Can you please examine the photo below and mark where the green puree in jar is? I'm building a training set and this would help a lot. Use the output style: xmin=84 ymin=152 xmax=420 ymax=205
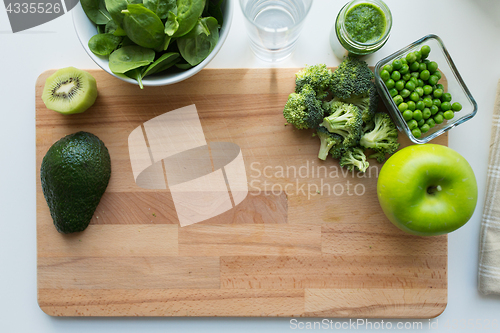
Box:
xmin=345 ymin=3 xmax=386 ymax=43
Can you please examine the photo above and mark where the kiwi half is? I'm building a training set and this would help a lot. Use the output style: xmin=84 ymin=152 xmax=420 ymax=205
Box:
xmin=41 ymin=67 xmax=98 ymax=115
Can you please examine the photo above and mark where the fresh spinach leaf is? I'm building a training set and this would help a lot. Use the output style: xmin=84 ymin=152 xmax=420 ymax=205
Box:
xmin=177 ymin=17 xmax=219 ymax=66
xmin=165 ymin=0 xmax=206 ymax=37
xmin=81 ymin=0 xmax=112 ymax=25
xmin=143 ymin=0 xmax=176 ymax=20
xmin=122 ymin=4 xmax=166 ymax=49
xmin=89 ymin=33 xmax=123 ymax=56
xmin=125 ymin=67 xmax=147 ymax=89
xmin=109 ymin=45 xmax=155 ymax=73
xmin=104 ymin=0 xmax=141 ymax=26
xmin=206 ymin=0 xmax=223 ymax=26
xmin=175 ymin=62 xmax=193 ymax=70
xmin=142 ymin=52 xmax=180 ymax=77
xmin=105 ymin=19 xmax=127 ymax=36
xmin=164 ymin=11 xmax=179 ymax=36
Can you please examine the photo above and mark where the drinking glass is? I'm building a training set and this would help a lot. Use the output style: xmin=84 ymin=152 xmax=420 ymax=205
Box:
xmin=240 ymin=0 xmax=313 ymax=62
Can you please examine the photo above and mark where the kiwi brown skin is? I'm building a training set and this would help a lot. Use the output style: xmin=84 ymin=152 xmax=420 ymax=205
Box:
xmin=42 ymin=67 xmax=98 ymax=115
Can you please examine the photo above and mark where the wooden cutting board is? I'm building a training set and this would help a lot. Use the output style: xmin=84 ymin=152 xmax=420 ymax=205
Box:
xmin=36 ymin=68 xmax=448 ymax=317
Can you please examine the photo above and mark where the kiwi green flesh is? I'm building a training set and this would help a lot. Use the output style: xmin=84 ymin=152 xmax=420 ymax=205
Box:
xmin=42 ymin=67 xmax=98 ymax=115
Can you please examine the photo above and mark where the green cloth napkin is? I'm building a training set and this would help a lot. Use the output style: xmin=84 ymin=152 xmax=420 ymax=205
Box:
xmin=479 ymin=79 xmax=500 ymax=295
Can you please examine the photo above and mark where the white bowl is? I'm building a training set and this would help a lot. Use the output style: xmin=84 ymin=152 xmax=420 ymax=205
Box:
xmin=73 ymin=0 xmax=233 ymax=87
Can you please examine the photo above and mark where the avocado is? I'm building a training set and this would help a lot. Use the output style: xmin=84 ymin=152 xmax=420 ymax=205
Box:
xmin=40 ymin=131 xmax=111 ymax=234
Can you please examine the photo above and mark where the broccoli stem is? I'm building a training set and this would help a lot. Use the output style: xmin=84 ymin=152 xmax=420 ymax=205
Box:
xmin=318 ymin=139 xmax=335 ymax=161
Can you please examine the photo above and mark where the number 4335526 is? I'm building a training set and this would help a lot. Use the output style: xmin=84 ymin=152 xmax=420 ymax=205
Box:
xmin=5 ymin=2 xmax=62 ymax=14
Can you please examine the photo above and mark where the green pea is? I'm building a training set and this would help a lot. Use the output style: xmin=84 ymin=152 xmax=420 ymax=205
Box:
xmin=441 ymin=101 xmax=452 ymax=111
xmin=392 ymin=59 xmax=402 ymax=70
xmin=443 ymin=110 xmax=454 ymax=120
xmin=412 ymin=128 xmax=422 ymax=138
xmin=422 ymin=108 xmax=431 ymax=119
xmin=395 ymin=80 xmax=405 ymax=91
xmin=410 ymin=76 xmax=418 ymax=84
xmin=413 ymin=110 xmax=423 ymax=121
xmin=400 ymin=58 xmax=407 ymax=65
xmin=428 ymin=75 xmax=439 ymax=85
xmin=383 ymin=64 xmax=393 ymax=73
xmin=405 ymin=81 xmax=416 ymax=91
xmin=385 ymin=79 xmax=395 ymax=89
xmin=434 ymin=114 xmax=444 ymax=124
xmin=403 ymin=110 xmax=413 ymax=121
xmin=433 ymin=88 xmax=443 ymax=98
xmin=426 ymin=118 xmax=436 ymax=128
xmin=402 ymin=73 xmax=412 ymax=81
xmin=407 ymin=119 xmax=418 ymax=130
xmin=434 ymin=71 xmax=442 ymax=80
xmin=423 ymin=97 xmax=433 ymax=107
xmin=410 ymin=92 xmax=420 ymax=102
xmin=410 ymin=61 xmax=420 ymax=72
xmin=423 ymin=85 xmax=433 ymax=95
xmin=421 ymin=45 xmax=431 ymax=57
xmin=417 ymin=79 xmax=424 ymax=87
xmin=452 ymin=102 xmax=462 ymax=112
xmin=419 ymin=63 xmax=427 ymax=72
xmin=442 ymin=93 xmax=452 ymax=102
xmin=433 ymin=99 xmax=442 ymax=108
xmin=430 ymin=105 xmax=439 ymax=115
xmin=398 ymin=102 xmax=408 ymax=112
xmin=391 ymin=71 xmax=401 ymax=81
xmin=436 ymin=83 xmax=444 ymax=90
xmin=416 ymin=100 xmax=425 ymax=110
xmin=399 ymin=64 xmax=410 ymax=74
xmin=400 ymin=89 xmax=411 ymax=99
xmin=420 ymin=124 xmax=430 ymax=133
xmin=389 ymin=88 xmax=398 ymax=97
xmin=420 ymin=70 xmax=430 ymax=81
xmin=393 ymin=95 xmax=404 ymax=105
xmin=380 ymin=70 xmax=390 ymax=81
xmin=428 ymin=61 xmax=438 ymax=73
xmin=406 ymin=52 xmax=417 ymax=63
xmin=423 ymin=59 xmax=431 ymax=65
xmin=411 ymin=72 xmax=420 ymax=79
xmin=407 ymin=101 xmax=416 ymax=111
xmin=414 ymin=50 xmax=422 ymax=61
xmin=417 ymin=119 xmax=425 ymax=127
xmin=415 ymin=87 xmax=424 ymax=97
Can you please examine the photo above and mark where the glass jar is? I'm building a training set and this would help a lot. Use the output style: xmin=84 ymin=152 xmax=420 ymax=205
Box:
xmin=330 ymin=0 xmax=392 ymax=58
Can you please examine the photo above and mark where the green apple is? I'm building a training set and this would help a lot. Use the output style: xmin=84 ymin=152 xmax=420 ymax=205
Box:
xmin=377 ymin=144 xmax=477 ymax=236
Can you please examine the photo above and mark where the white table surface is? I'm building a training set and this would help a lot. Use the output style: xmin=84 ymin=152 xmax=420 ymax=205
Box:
xmin=1 ymin=0 xmax=500 ymax=332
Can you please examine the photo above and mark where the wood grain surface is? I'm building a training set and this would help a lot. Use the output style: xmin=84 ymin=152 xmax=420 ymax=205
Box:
xmin=36 ymin=68 xmax=448 ymax=317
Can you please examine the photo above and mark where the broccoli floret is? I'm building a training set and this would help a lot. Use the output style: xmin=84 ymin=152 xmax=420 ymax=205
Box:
xmin=322 ymin=100 xmax=346 ymax=116
xmin=320 ymin=101 xmax=362 ymax=147
xmin=334 ymin=81 xmax=378 ymax=124
xmin=295 ymin=64 xmax=333 ymax=100
xmin=329 ymin=141 xmax=348 ymax=159
xmin=368 ymin=151 xmax=386 ymax=164
xmin=283 ymin=84 xmax=324 ymax=129
xmin=363 ymin=117 xmax=375 ymax=134
xmin=330 ymin=56 xmax=374 ymax=100
xmin=340 ymin=147 xmax=369 ymax=173
xmin=316 ymin=127 xmax=342 ymax=160
xmin=359 ymin=112 xmax=400 ymax=159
